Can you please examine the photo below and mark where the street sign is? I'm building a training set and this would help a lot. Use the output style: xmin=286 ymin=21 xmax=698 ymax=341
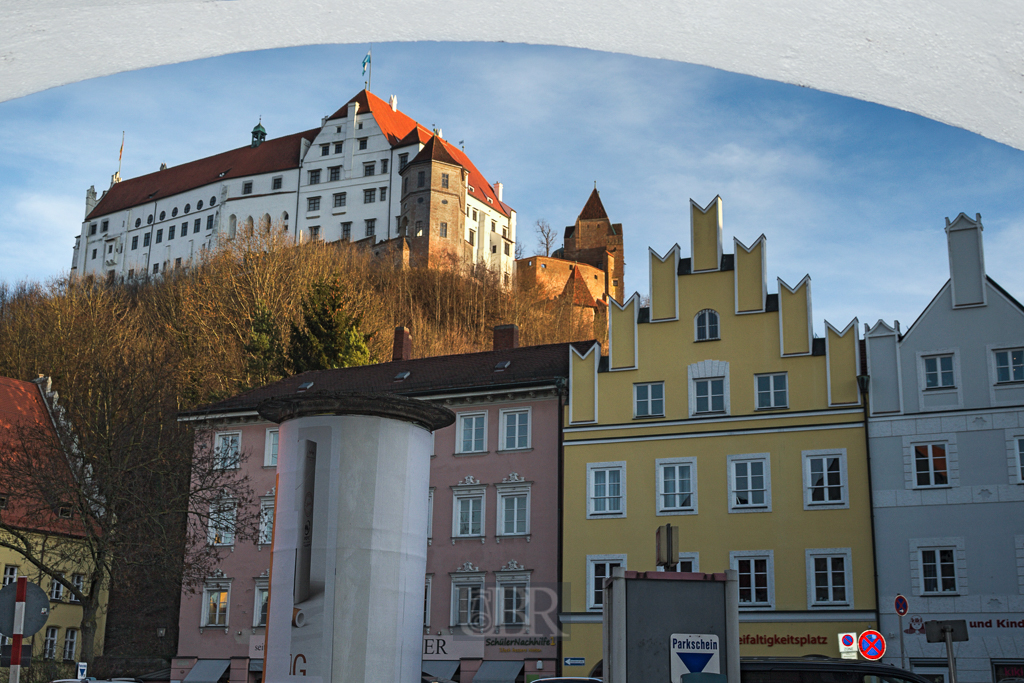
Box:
xmin=77 ymin=662 xmax=88 ymax=679
xmin=564 ymin=657 xmax=586 ymax=667
xmin=839 ymin=632 xmax=857 ymax=660
xmin=859 ymin=630 xmax=886 ymax=661
xmin=0 ymin=581 xmax=49 ymax=637
xmin=671 ymin=633 xmax=721 ymax=682
xmin=895 ymin=594 xmax=909 ymax=616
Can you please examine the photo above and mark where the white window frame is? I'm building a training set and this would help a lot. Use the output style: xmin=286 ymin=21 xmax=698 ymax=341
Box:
xmin=911 ymin=442 xmax=952 ymax=488
xmin=496 ymin=481 xmax=531 ymax=536
xmin=208 ymin=499 xmax=237 ymax=546
xmin=1007 ymin=431 xmax=1024 ymax=484
xmin=634 ymin=381 xmax=665 ymax=418
xmin=264 ymin=428 xmax=279 ymax=467
xmin=499 ymin=407 xmax=531 ymax=451
xmin=450 ymin=572 xmax=486 ymax=628
xmin=994 ymin=347 xmax=1024 ymax=384
xmin=755 ymin=372 xmax=788 ymax=410
xmin=70 ymin=573 xmax=84 ymax=602
xmin=805 ymin=548 xmax=853 ymax=609
xmin=694 ymin=309 xmax=720 ymax=341
xmin=730 ymin=550 xmax=775 ymax=609
xmin=424 ymin=575 xmax=432 ymax=627
xmin=586 ymin=461 xmax=627 ymax=519
xmin=694 ymin=377 xmax=726 ymax=414
xmin=456 ymin=411 xmax=487 ymax=454
xmin=915 ymin=349 xmax=963 ymax=411
xmin=923 ymin=353 xmax=957 ymax=389
xmin=918 ymin=547 xmax=960 ymax=595
xmin=258 ymin=496 xmax=274 ymax=546
xmin=688 ymin=360 xmax=731 ymax=417
xmin=910 ymin=537 xmax=966 ymax=597
xmin=49 ymin=574 xmax=65 ymax=601
xmin=214 ymin=431 xmax=241 ymax=470
xmin=2 ymin=565 xmax=17 ymax=586
xmin=496 ymin=570 xmax=532 ymax=626
xmin=801 ymin=449 xmax=849 ymax=510
xmin=451 ymin=483 xmax=486 ymax=538
xmin=655 ymin=457 xmax=698 ymax=516
xmin=427 ymin=487 xmax=435 ymax=541
xmin=253 ymin=578 xmax=269 ymax=628
xmin=43 ymin=626 xmax=58 ymax=659
xmin=201 ymin=578 xmax=232 ymax=628
xmin=902 ymin=434 xmax=960 ymax=490
xmin=727 ymin=453 xmax=772 ymax=513
xmin=62 ymin=627 xmax=77 ymax=661
xmin=586 ymin=554 xmax=627 ymax=611
xmin=675 ymin=551 xmax=700 ymax=573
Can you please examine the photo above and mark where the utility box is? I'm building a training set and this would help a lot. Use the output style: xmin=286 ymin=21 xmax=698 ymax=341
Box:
xmin=603 ymin=569 xmax=740 ymax=683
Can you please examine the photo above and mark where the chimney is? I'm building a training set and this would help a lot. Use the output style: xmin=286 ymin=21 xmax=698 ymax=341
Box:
xmin=494 ymin=182 xmax=503 ymax=202
xmin=392 ymin=326 xmax=413 ymax=361
xmin=85 ymin=186 xmax=97 ymax=218
xmin=493 ymin=324 xmax=519 ymax=351
xmin=159 ymin=162 xmax=167 ymax=171
xmin=945 ymin=212 xmax=987 ymax=308
xmin=389 ymin=94 xmax=398 ymax=112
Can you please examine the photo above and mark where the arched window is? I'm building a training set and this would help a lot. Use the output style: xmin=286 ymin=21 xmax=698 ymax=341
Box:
xmin=228 ymin=214 xmax=237 ymax=239
xmin=260 ymin=213 xmax=271 ymax=233
xmin=244 ymin=216 xmax=254 ymax=236
xmin=695 ymin=309 xmax=720 ymax=341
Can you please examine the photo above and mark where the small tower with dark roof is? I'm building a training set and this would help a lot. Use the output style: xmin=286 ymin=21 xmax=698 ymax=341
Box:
xmin=251 ymin=119 xmax=267 ymax=148
xmin=562 ymin=188 xmax=625 ymax=302
xmin=398 ymin=134 xmax=469 ymax=269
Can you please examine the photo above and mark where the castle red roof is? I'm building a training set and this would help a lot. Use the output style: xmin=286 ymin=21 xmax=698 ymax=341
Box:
xmin=86 ymin=128 xmax=319 ymax=221
xmin=0 ymin=377 xmax=51 ymax=435
xmin=403 ymin=135 xmax=510 ymax=218
xmin=329 ymin=90 xmax=432 ymax=147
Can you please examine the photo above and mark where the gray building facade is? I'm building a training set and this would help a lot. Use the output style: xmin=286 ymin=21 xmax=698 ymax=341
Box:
xmin=865 ymin=213 xmax=1024 ymax=683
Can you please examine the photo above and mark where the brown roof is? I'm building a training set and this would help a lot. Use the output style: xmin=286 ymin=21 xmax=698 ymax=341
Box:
xmin=561 ymin=267 xmax=601 ymax=308
xmin=86 ymin=128 xmax=319 ymax=221
xmin=407 ymin=135 xmax=462 ymax=168
xmin=402 ymin=135 xmax=511 ymax=218
xmin=329 ymin=90 xmax=432 ymax=147
xmin=181 ymin=341 xmax=593 ymax=418
xmin=578 ymin=188 xmax=609 ymax=221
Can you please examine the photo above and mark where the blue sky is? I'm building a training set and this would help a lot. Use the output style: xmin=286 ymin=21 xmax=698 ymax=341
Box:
xmin=1 ymin=41 xmax=1023 ymax=333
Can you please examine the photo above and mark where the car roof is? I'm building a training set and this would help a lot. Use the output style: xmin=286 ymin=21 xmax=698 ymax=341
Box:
xmin=740 ymin=657 xmax=933 ymax=683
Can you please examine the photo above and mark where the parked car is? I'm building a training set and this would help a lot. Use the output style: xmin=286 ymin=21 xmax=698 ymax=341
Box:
xmin=585 ymin=656 xmax=937 ymax=683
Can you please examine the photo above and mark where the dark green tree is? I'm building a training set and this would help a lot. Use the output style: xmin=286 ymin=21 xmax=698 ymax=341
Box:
xmin=288 ymin=277 xmax=372 ymax=373
xmin=242 ymin=305 xmax=287 ymax=388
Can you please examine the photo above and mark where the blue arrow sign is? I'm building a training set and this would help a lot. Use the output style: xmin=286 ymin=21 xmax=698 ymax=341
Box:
xmin=677 ymin=652 xmax=716 ymax=673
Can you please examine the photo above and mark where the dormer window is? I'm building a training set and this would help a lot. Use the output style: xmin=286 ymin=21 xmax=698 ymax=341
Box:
xmin=495 ymin=361 xmax=511 ymax=372
xmin=695 ymin=309 xmax=720 ymax=341
xmin=394 ymin=371 xmax=411 ymax=381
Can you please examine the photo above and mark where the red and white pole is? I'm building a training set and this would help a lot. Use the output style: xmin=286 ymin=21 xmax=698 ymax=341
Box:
xmin=10 ymin=576 xmax=26 ymax=683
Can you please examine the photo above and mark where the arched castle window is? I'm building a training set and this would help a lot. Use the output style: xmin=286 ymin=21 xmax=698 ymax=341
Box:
xmin=695 ymin=309 xmax=720 ymax=341
xmin=260 ymin=213 xmax=271 ymax=233
xmin=245 ymin=216 xmax=254 ymax=236
xmin=228 ymin=214 xmax=237 ymax=239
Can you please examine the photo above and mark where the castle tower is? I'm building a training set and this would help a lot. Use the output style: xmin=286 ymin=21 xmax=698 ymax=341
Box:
xmin=563 ymin=188 xmax=624 ymax=302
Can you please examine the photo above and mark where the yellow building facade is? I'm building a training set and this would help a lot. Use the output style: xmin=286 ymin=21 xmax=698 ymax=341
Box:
xmin=561 ymin=197 xmax=875 ymax=676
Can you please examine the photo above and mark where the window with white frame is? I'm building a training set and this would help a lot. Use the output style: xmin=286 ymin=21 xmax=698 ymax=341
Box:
xmin=914 ymin=443 xmax=949 ymax=487
xmin=2 ymin=565 xmax=17 ymax=586
xmin=62 ymin=628 xmax=77 ymax=661
xmin=995 ymin=348 xmax=1024 ymax=383
xmin=756 ymin=373 xmax=788 ymax=409
xmin=728 ymin=454 xmax=771 ymax=512
xmin=920 ymin=547 xmax=958 ymax=594
xmin=656 ymin=457 xmax=697 ymax=515
xmin=264 ymin=429 xmax=278 ymax=467
xmin=43 ymin=626 xmax=58 ymax=659
xmin=497 ymin=572 xmax=530 ymax=626
xmin=731 ymin=551 xmax=774 ymax=608
xmin=695 ymin=309 xmax=720 ymax=341
xmin=451 ymin=575 xmax=485 ymax=628
xmin=214 ymin=432 xmax=240 ymax=470
xmin=500 ymin=408 xmax=530 ymax=450
xmin=694 ymin=378 xmax=725 ymax=413
xmin=806 ymin=549 xmax=852 ymax=608
xmin=452 ymin=483 xmax=485 ymax=538
xmin=253 ymin=579 xmax=269 ymax=627
xmin=50 ymin=575 xmax=64 ymax=601
xmin=587 ymin=462 xmax=626 ymax=518
xmin=587 ymin=555 xmax=626 ymax=611
xmin=258 ymin=496 xmax=274 ymax=546
xmin=634 ymin=382 xmax=665 ymax=418
xmin=1017 ymin=438 xmax=1024 ymax=482
xmin=423 ymin=575 xmax=432 ymax=627
xmin=202 ymin=579 xmax=231 ymax=626
xmin=802 ymin=450 xmax=848 ymax=509
xmin=496 ymin=481 xmax=530 ymax=536
xmin=427 ymin=488 xmax=435 ymax=540
xmin=208 ymin=499 xmax=236 ymax=546
xmin=457 ymin=412 xmax=486 ymax=453
xmin=70 ymin=573 xmax=84 ymax=602
xmin=924 ymin=354 xmax=955 ymax=389
xmin=675 ymin=552 xmax=699 ymax=573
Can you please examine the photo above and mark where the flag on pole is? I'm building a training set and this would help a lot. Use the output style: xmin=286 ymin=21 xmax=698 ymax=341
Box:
xmin=119 ymin=132 xmax=124 ymax=162
xmin=362 ymin=50 xmax=371 ymax=75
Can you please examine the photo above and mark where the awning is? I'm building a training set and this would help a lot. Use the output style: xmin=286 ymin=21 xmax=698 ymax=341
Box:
xmin=182 ymin=659 xmax=231 ymax=683
xmin=471 ymin=660 xmax=524 ymax=683
xmin=421 ymin=660 xmax=460 ymax=680
xmin=248 ymin=660 xmax=263 ymax=672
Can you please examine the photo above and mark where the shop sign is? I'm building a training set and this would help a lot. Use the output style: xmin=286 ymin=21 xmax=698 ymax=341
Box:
xmin=249 ymin=635 xmax=265 ymax=659
xmin=422 ymin=635 xmax=484 ymax=660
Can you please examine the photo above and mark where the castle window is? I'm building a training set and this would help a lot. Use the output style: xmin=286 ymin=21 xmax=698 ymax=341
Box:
xmin=101 ymin=220 xmax=109 ymax=233
xmin=307 ymin=197 xmax=320 ymax=212
xmin=468 ymin=229 xmax=476 ymax=246
xmin=442 ymin=173 xmax=449 ymax=189
xmin=159 ymin=211 xmax=166 ymax=221
xmin=135 ymin=218 xmax=141 ymax=228
xmin=272 ymin=176 xmax=282 ymax=190
xmin=341 ymin=222 xmax=351 ymax=240
xmin=379 ymin=187 xmax=387 ymax=202
xmin=358 ymin=138 xmax=368 ymax=150
xmin=168 ymin=225 xmax=175 ymax=240
xmin=320 ymin=144 xmax=330 ymax=156
xmin=147 ymin=214 xmax=154 ymax=225
xmin=207 ymin=215 xmax=214 ymax=230
xmin=491 ymin=220 xmax=496 ymax=232
xmin=156 ymin=229 xmax=163 ymax=244
xmin=695 ymin=309 xmax=720 ymax=341
xmin=399 ymin=153 xmax=408 ymax=170
xmin=415 ymin=221 xmax=424 ymax=237
xmin=491 ymin=245 xmax=497 ymax=254
xmin=184 ymin=204 xmax=190 ymax=214
xmin=417 ymin=171 xmax=425 ymax=188
xmin=131 ymin=236 xmax=138 ymax=250
xmin=89 ymin=223 xmax=97 ymax=236
xmin=504 ymin=243 xmax=510 ymax=256
xmin=363 ymin=189 xmax=376 ymax=204
xmin=198 ymin=200 xmax=204 ymax=210
xmin=143 ymin=233 xmax=151 ymax=247
xmin=171 ymin=207 xmax=178 ymax=217
xmin=363 ymin=162 xmax=375 ymax=177
xmin=334 ymin=142 xmax=343 ymax=154
xmin=91 ymin=248 xmax=97 ymax=260
xmin=329 ymin=166 xmax=341 ymax=182
xmin=242 ymin=181 xmax=253 ymax=195
xmin=439 ymin=222 xmax=448 ymax=238
xmin=333 ymin=192 xmax=346 ymax=208
xmin=381 ymin=159 xmax=388 ymax=173
xmin=308 ymin=170 xmax=321 ymax=185
xmin=210 ymin=196 xmax=216 ymax=206
xmin=309 ymin=226 xmax=320 ymax=241
xmin=365 ymin=219 xmax=376 ymax=237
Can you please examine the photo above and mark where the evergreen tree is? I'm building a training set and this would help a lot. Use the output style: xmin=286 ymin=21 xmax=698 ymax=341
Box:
xmin=242 ymin=305 xmax=287 ymax=388
xmin=288 ymin=277 xmax=372 ymax=373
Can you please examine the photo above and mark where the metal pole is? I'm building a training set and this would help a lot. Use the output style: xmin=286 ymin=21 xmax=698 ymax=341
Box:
xmin=899 ymin=614 xmax=907 ymax=670
xmin=944 ymin=626 xmax=958 ymax=683
xmin=725 ymin=569 xmax=740 ymax=683
xmin=10 ymin=576 xmax=26 ymax=683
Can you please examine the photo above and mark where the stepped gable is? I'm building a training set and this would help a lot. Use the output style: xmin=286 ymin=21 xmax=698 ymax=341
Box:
xmin=181 ymin=341 xmax=594 ymax=418
xmin=561 ymin=266 xmax=601 ymax=308
xmin=85 ymin=128 xmax=320 ymax=221
xmin=404 ymin=134 xmax=510 ymax=218
xmin=329 ymin=90 xmax=429 ymax=147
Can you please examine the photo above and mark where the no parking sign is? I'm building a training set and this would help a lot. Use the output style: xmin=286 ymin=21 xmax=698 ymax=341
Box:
xmin=858 ymin=630 xmax=886 ymax=661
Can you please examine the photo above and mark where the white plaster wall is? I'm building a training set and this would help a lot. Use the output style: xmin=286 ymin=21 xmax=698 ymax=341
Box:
xmin=2 ymin=1 xmax=1024 ymax=151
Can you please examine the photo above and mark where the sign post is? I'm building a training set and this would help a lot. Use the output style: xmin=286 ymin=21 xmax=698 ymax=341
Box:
xmin=838 ymin=633 xmax=857 ymax=660
xmin=10 ymin=577 xmax=27 ymax=683
xmin=656 ymin=523 xmax=679 ymax=570
xmin=925 ymin=620 xmax=968 ymax=683
xmin=894 ymin=594 xmax=909 ymax=669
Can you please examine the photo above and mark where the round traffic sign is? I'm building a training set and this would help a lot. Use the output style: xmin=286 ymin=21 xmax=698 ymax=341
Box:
xmin=842 ymin=634 xmax=855 ymax=647
xmin=859 ymin=630 xmax=886 ymax=660
xmin=894 ymin=594 xmax=909 ymax=616
xmin=0 ymin=581 xmax=50 ymax=637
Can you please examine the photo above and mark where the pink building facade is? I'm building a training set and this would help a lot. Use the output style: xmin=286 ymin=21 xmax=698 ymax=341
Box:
xmin=173 ymin=327 xmax=585 ymax=683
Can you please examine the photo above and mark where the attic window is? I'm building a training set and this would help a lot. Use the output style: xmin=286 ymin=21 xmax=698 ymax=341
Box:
xmin=487 ymin=198 xmax=493 ymax=204
xmin=219 ymin=171 xmax=227 ymax=178
xmin=57 ymin=506 xmax=73 ymax=519
xmin=0 ymin=493 xmax=8 ymax=509
xmin=394 ymin=371 xmax=411 ymax=381
xmin=494 ymin=361 xmax=511 ymax=372
xmin=297 ymin=381 xmax=314 ymax=392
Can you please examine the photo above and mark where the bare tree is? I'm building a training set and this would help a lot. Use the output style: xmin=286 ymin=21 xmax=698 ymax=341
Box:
xmin=535 ymin=219 xmax=556 ymax=257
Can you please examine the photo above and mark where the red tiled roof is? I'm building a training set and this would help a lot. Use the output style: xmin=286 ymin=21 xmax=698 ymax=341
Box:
xmin=0 ymin=377 xmax=52 ymax=434
xmin=329 ymin=90 xmax=432 ymax=147
xmin=578 ymin=188 xmax=608 ymax=221
xmin=407 ymin=135 xmax=462 ymax=167
xmin=181 ymin=341 xmax=593 ymax=417
xmin=401 ymin=134 xmax=511 ymax=218
xmin=86 ymin=128 xmax=320 ymax=221
xmin=561 ymin=267 xmax=600 ymax=308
